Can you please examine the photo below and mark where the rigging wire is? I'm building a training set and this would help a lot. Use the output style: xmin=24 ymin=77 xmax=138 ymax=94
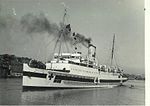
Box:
xmin=63 ymin=34 xmax=70 ymax=52
xmin=54 ymin=32 xmax=62 ymax=52
xmin=114 ymin=46 xmax=122 ymax=69
xmin=46 ymin=36 xmax=58 ymax=47
xmin=114 ymin=54 xmax=119 ymax=68
xmin=45 ymin=36 xmax=58 ymax=61
xmin=35 ymin=36 xmax=45 ymax=60
xmin=96 ymin=54 xmax=100 ymax=66
xmin=58 ymin=34 xmax=62 ymax=57
xmin=104 ymin=43 xmax=112 ymax=66
xmin=47 ymin=32 xmax=62 ymax=60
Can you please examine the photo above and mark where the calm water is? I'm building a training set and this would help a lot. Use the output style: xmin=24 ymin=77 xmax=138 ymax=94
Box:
xmin=0 ymin=78 xmax=145 ymax=105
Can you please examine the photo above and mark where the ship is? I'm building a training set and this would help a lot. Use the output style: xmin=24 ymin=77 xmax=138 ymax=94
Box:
xmin=22 ymin=8 xmax=127 ymax=90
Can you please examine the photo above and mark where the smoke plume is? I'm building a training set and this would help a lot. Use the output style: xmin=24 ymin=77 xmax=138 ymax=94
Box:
xmin=74 ymin=33 xmax=91 ymax=48
xmin=20 ymin=13 xmax=59 ymax=35
xmin=0 ymin=8 xmax=92 ymax=61
xmin=20 ymin=13 xmax=91 ymax=48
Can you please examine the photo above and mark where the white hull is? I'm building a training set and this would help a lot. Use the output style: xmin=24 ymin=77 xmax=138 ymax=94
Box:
xmin=23 ymin=75 xmax=120 ymax=88
xmin=22 ymin=64 xmax=127 ymax=90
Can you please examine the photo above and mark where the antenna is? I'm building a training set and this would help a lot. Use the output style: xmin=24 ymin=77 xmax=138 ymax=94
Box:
xmin=61 ymin=2 xmax=68 ymax=25
xmin=57 ymin=3 xmax=68 ymax=59
xmin=63 ymin=8 xmax=67 ymax=24
xmin=111 ymin=34 xmax=115 ymax=66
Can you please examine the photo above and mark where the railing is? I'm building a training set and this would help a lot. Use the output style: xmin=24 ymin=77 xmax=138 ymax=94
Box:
xmin=68 ymin=61 xmax=96 ymax=69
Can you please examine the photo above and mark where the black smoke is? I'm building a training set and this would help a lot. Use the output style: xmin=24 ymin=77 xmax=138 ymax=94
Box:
xmin=73 ymin=33 xmax=92 ymax=48
xmin=20 ymin=13 xmax=59 ymax=35
xmin=0 ymin=9 xmax=92 ymax=61
xmin=20 ymin=13 xmax=92 ymax=47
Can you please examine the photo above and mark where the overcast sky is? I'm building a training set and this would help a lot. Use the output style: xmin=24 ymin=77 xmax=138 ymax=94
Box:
xmin=0 ymin=0 xmax=144 ymax=74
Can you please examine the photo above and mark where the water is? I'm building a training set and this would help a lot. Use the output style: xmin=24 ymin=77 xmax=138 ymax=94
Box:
xmin=0 ymin=78 xmax=145 ymax=105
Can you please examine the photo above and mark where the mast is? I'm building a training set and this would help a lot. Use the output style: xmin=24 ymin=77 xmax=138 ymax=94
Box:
xmin=63 ymin=8 xmax=67 ymax=24
xmin=111 ymin=34 xmax=115 ymax=66
xmin=58 ymin=6 xmax=67 ymax=58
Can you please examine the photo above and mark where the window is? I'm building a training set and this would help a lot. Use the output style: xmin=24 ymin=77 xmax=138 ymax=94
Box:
xmin=54 ymin=79 xmax=61 ymax=83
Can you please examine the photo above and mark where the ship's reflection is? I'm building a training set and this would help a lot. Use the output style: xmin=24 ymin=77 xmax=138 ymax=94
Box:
xmin=21 ymin=88 xmax=110 ymax=105
xmin=21 ymin=82 xmax=144 ymax=105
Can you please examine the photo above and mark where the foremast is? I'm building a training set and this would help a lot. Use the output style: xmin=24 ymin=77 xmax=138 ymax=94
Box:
xmin=111 ymin=34 xmax=115 ymax=66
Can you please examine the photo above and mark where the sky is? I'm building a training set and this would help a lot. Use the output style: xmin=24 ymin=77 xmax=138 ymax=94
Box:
xmin=0 ymin=0 xmax=144 ymax=74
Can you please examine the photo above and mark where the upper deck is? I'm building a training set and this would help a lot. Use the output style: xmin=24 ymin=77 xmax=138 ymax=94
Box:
xmin=50 ymin=52 xmax=98 ymax=68
xmin=46 ymin=52 xmax=121 ymax=74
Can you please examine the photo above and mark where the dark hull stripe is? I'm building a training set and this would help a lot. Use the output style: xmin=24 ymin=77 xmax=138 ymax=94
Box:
xmin=55 ymin=75 xmax=94 ymax=82
xmin=23 ymin=71 xmax=47 ymax=78
xmin=52 ymin=69 xmax=70 ymax=73
xmin=22 ymin=86 xmax=84 ymax=91
xmin=23 ymin=71 xmax=127 ymax=83
xmin=22 ymin=85 xmax=115 ymax=92
xmin=100 ymin=79 xmax=127 ymax=83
